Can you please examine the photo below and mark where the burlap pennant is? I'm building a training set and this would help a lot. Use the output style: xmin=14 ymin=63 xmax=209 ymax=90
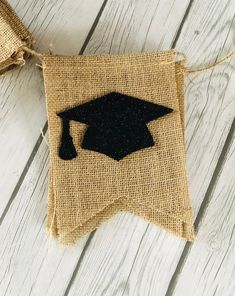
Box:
xmin=42 ymin=51 xmax=195 ymax=245
xmin=0 ymin=0 xmax=34 ymax=74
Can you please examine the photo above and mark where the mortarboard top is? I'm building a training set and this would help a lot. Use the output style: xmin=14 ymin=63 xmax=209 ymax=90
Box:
xmin=57 ymin=92 xmax=173 ymax=161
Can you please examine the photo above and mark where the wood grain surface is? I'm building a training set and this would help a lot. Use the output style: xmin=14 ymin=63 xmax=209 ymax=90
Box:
xmin=0 ymin=0 xmax=234 ymax=295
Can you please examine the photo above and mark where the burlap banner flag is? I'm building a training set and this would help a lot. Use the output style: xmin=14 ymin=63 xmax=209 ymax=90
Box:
xmin=42 ymin=52 xmax=195 ymax=245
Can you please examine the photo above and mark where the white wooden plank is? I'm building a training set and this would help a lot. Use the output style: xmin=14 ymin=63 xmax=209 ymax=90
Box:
xmin=173 ymin=128 xmax=235 ymax=296
xmin=85 ymin=0 xmax=190 ymax=54
xmin=0 ymin=0 xmax=105 ymax=217
xmin=0 ymin=138 xmax=91 ymax=296
xmin=176 ymin=0 xmax=235 ymax=216
xmin=69 ymin=217 xmax=184 ymax=296
xmin=66 ymin=0 xmax=235 ymax=295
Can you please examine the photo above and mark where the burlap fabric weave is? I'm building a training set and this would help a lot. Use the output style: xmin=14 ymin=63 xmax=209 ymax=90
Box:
xmin=42 ymin=50 xmax=195 ymax=245
xmin=0 ymin=0 xmax=33 ymax=74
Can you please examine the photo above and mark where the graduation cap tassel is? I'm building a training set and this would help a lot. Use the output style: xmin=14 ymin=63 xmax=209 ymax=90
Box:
xmin=59 ymin=118 xmax=78 ymax=160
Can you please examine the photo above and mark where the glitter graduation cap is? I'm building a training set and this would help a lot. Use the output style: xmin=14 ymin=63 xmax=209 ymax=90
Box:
xmin=57 ymin=92 xmax=173 ymax=161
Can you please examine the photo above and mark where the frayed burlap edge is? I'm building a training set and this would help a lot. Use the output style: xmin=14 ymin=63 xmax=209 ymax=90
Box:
xmin=47 ymin=188 xmax=195 ymax=246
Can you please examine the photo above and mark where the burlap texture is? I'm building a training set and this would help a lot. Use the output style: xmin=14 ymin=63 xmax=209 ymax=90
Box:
xmin=43 ymin=50 xmax=195 ymax=245
xmin=0 ymin=0 xmax=33 ymax=74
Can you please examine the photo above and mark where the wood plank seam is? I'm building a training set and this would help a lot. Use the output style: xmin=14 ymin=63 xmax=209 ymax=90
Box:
xmin=63 ymin=230 xmax=96 ymax=296
xmin=165 ymin=118 xmax=235 ymax=296
xmin=120 ymin=224 xmax=150 ymax=296
xmin=0 ymin=122 xmax=48 ymax=226
xmin=80 ymin=0 xmax=109 ymax=54
xmin=171 ymin=0 xmax=195 ymax=49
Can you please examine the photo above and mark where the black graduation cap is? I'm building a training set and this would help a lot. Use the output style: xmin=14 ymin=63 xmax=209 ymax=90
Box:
xmin=57 ymin=92 xmax=173 ymax=161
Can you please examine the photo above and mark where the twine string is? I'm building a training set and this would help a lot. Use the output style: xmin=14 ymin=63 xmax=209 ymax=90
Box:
xmin=40 ymin=128 xmax=49 ymax=146
xmin=21 ymin=46 xmax=235 ymax=74
xmin=22 ymin=46 xmax=43 ymax=60
xmin=186 ymin=50 xmax=235 ymax=73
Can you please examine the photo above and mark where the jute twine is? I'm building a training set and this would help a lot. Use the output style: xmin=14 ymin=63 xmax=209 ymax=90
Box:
xmin=22 ymin=46 xmax=235 ymax=74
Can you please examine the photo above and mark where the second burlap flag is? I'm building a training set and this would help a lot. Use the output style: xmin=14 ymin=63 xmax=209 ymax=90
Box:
xmin=0 ymin=0 xmax=33 ymax=74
